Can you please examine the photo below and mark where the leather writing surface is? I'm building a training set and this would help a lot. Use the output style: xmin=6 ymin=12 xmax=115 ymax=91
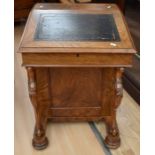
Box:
xmin=34 ymin=13 xmax=120 ymax=41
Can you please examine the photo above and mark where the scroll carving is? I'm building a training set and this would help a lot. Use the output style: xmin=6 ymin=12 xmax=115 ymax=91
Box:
xmin=27 ymin=67 xmax=36 ymax=94
xmin=26 ymin=67 xmax=37 ymax=109
xmin=115 ymin=68 xmax=124 ymax=108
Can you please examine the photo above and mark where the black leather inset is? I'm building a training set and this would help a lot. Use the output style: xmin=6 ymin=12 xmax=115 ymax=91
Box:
xmin=34 ymin=13 xmax=120 ymax=41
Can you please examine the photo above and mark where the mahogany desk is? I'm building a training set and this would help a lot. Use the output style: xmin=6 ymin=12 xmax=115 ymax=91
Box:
xmin=18 ymin=3 xmax=136 ymax=150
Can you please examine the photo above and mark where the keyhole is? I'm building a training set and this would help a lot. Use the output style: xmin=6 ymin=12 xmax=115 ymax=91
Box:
xmin=76 ymin=53 xmax=80 ymax=57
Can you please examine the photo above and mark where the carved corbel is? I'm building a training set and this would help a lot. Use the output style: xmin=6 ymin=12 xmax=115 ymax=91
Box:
xmin=115 ymin=68 xmax=124 ymax=108
xmin=27 ymin=67 xmax=36 ymax=93
xmin=26 ymin=67 xmax=37 ymax=109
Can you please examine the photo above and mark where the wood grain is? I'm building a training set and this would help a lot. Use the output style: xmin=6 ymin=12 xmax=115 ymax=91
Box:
xmin=49 ymin=68 xmax=102 ymax=108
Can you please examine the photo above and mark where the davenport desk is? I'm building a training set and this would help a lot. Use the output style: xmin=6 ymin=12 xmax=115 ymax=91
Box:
xmin=18 ymin=3 xmax=136 ymax=150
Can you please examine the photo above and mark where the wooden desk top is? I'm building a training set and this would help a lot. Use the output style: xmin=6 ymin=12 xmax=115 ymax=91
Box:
xmin=18 ymin=3 xmax=136 ymax=54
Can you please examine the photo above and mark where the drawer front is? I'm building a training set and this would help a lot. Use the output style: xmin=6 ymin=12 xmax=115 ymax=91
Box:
xmin=22 ymin=53 xmax=133 ymax=67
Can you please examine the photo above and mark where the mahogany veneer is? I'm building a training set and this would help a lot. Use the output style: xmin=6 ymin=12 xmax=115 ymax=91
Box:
xmin=18 ymin=3 xmax=136 ymax=150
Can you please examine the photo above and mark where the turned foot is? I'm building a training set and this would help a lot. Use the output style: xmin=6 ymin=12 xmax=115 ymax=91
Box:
xmin=32 ymin=137 xmax=48 ymax=150
xmin=104 ymin=129 xmax=120 ymax=149
xmin=104 ymin=116 xmax=121 ymax=149
xmin=32 ymin=127 xmax=48 ymax=150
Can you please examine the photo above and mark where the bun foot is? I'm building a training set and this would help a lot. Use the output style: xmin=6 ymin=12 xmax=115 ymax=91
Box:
xmin=32 ymin=137 xmax=48 ymax=150
xmin=104 ymin=135 xmax=120 ymax=149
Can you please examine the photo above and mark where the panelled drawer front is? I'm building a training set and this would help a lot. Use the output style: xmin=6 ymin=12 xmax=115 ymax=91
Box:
xmin=22 ymin=53 xmax=133 ymax=67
